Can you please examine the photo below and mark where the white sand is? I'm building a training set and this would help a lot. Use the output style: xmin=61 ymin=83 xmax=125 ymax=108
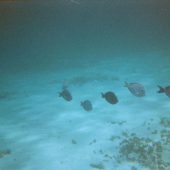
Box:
xmin=0 ymin=55 xmax=169 ymax=170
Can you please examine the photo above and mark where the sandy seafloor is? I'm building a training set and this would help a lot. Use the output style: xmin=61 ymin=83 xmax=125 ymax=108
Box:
xmin=0 ymin=54 xmax=170 ymax=170
xmin=0 ymin=1 xmax=170 ymax=170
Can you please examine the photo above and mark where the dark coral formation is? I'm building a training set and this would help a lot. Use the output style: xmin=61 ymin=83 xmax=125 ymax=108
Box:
xmin=118 ymin=134 xmax=170 ymax=170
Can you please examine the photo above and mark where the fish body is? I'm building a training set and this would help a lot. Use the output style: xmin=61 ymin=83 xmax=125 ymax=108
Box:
xmin=59 ymin=89 xmax=72 ymax=101
xmin=125 ymin=81 xmax=145 ymax=97
xmin=101 ymin=91 xmax=118 ymax=104
xmin=81 ymin=100 xmax=93 ymax=111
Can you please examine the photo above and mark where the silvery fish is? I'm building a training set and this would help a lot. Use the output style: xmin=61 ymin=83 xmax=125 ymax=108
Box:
xmin=125 ymin=81 xmax=145 ymax=97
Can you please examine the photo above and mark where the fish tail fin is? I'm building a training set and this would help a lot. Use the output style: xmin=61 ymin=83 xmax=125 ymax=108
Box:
xmin=101 ymin=93 xmax=105 ymax=98
xmin=124 ymin=81 xmax=128 ymax=87
xmin=157 ymin=86 xmax=165 ymax=93
xmin=58 ymin=92 xmax=62 ymax=97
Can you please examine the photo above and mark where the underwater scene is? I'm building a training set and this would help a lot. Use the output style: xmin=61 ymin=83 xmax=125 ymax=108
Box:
xmin=0 ymin=0 xmax=170 ymax=170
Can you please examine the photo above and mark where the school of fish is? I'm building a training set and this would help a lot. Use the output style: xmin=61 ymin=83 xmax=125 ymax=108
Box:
xmin=58 ymin=81 xmax=170 ymax=112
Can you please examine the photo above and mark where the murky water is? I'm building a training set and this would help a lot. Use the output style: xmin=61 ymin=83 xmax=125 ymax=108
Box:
xmin=0 ymin=1 xmax=170 ymax=170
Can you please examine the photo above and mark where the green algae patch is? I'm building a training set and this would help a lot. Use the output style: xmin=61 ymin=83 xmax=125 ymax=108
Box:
xmin=160 ymin=117 xmax=170 ymax=128
xmin=0 ymin=149 xmax=11 ymax=158
xmin=90 ymin=163 xmax=104 ymax=170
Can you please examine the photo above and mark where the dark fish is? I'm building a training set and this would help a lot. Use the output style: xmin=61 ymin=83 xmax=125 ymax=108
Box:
xmin=81 ymin=100 xmax=93 ymax=111
xmin=59 ymin=89 xmax=72 ymax=101
xmin=125 ymin=81 xmax=145 ymax=97
xmin=157 ymin=85 xmax=170 ymax=97
xmin=101 ymin=91 xmax=118 ymax=104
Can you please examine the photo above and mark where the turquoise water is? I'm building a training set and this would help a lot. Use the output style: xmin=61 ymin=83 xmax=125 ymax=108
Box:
xmin=0 ymin=1 xmax=170 ymax=170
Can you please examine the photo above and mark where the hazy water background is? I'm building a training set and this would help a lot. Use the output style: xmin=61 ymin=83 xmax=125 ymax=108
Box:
xmin=1 ymin=0 xmax=170 ymax=73
xmin=0 ymin=1 xmax=170 ymax=170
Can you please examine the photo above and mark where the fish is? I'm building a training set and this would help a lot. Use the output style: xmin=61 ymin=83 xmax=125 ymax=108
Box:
xmin=59 ymin=88 xmax=72 ymax=101
xmin=124 ymin=81 xmax=145 ymax=97
xmin=101 ymin=91 xmax=118 ymax=104
xmin=157 ymin=85 xmax=170 ymax=97
xmin=59 ymin=82 xmax=72 ymax=101
xmin=81 ymin=100 xmax=93 ymax=111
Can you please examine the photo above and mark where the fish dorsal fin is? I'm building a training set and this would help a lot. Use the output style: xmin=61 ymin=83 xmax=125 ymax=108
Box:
xmin=62 ymin=80 xmax=69 ymax=90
